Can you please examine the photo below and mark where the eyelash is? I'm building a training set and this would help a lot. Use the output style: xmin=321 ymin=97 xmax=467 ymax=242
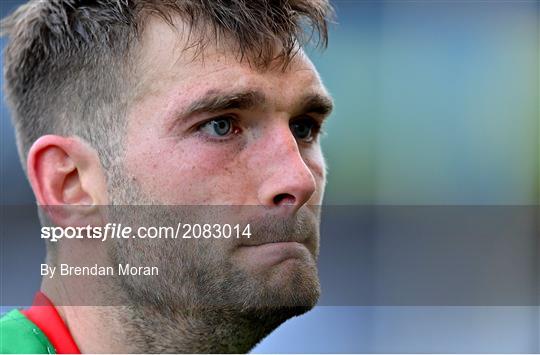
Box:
xmin=292 ymin=116 xmax=324 ymax=143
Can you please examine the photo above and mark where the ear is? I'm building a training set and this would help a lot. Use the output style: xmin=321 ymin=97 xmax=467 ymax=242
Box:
xmin=27 ymin=135 xmax=109 ymax=226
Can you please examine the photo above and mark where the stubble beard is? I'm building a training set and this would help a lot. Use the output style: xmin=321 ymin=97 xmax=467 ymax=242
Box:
xmin=103 ymin=165 xmax=321 ymax=353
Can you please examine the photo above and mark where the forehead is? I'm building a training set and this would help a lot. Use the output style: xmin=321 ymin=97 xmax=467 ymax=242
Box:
xmin=132 ymin=16 xmax=328 ymax=108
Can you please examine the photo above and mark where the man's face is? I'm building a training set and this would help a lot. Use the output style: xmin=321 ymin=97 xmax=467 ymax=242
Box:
xmin=107 ymin=18 xmax=332 ymax=312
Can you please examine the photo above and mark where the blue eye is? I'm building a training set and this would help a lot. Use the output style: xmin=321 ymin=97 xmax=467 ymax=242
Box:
xmin=200 ymin=117 xmax=234 ymax=137
xmin=290 ymin=117 xmax=320 ymax=142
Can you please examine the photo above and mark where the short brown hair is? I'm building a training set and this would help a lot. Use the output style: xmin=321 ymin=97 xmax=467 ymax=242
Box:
xmin=1 ymin=0 xmax=333 ymax=171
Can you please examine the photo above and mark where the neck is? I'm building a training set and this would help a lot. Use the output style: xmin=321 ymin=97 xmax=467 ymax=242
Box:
xmin=42 ymin=278 xmax=288 ymax=353
xmin=117 ymin=303 xmax=288 ymax=353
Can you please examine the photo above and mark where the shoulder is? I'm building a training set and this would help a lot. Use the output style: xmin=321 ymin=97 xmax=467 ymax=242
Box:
xmin=0 ymin=309 xmax=55 ymax=354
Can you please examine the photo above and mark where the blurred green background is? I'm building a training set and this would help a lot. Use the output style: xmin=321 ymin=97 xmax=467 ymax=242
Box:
xmin=311 ymin=1 xmax=539 ymax=205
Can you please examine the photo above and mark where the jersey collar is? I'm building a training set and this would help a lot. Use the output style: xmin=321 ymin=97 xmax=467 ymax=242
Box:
xmin=21 ymin=292 xmax=81 ymax=354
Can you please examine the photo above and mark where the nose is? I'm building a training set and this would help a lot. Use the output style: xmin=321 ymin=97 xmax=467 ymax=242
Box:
xmin=256 ymin=124 xmax=317 ymax=212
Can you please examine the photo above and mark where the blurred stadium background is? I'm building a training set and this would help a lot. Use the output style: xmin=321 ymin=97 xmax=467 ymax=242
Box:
xmin=1 ymin=0 xmax=539 ymax=353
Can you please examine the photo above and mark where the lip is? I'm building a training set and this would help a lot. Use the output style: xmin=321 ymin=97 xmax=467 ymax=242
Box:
xmin=235 ymin=241 xmax=309 ymax=267
xmin=238 ymin=235 xmax=309 ymax=247
xmin=239 ymin=241 xmax=304 ymax=248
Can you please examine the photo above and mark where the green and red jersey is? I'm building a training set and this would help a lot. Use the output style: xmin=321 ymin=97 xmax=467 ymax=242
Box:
xmin=0 ymin=292 xmax=80 ymax=354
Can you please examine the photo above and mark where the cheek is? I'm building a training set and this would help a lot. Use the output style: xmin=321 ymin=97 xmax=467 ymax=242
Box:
xmin=303 ymin=147 xmax=327 ymax=198
xmin=304 ymin=145 xmax=326 ymax=180
xmin=124 ymin=133 xmax=249 ymax=204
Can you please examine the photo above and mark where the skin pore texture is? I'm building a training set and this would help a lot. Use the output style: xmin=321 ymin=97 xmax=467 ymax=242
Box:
xmin=34 ymin=15 xmax=333 ymax=354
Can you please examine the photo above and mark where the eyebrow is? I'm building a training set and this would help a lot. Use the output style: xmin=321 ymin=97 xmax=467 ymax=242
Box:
xmin=179 ymin=88 xmax=334 ymax=119
xmin=300 ymin=93 xmax=334 ymax=117
xmin=181 ymin=90 xmax=266 ymax=117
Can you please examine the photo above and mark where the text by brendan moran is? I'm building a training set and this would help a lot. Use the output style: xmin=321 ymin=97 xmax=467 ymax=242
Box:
xmin=41 ymin=264 xmax=159 ymax=278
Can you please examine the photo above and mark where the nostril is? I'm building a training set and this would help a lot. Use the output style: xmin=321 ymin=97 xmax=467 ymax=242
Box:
xmin=273 ymin=193 xmax=296 ymax=206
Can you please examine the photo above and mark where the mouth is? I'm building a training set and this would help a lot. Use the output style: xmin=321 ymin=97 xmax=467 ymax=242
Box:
xmin=235 ymin=241 xmax=311 ymax=268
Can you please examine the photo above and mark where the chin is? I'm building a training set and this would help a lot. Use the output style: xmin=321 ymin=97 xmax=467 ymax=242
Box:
xmin=252 ymin=257 xmax=321 ymax=310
